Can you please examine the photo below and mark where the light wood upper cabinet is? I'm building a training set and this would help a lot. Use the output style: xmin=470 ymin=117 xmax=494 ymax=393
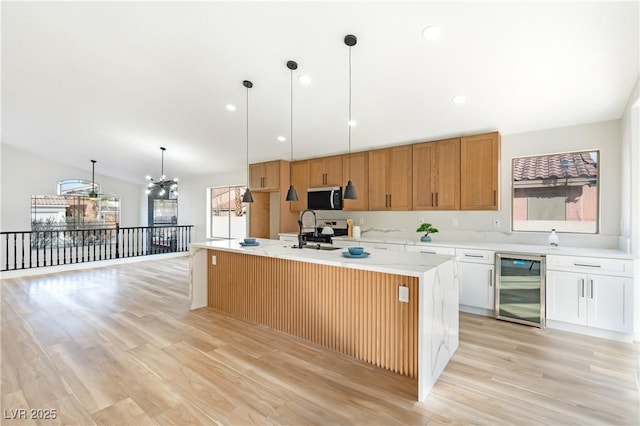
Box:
xmin=289 ymin=160 xmax=309 ymax=212
xmin=309 ymin=155 xmax=343 ymax=187
xmin=460 ymin=132 xmax=500 ymax=210
xmin=250 ymin=160 xmax=280 ymax=191
xmin=342 ymin=152 xmax=368 ymax=211
xmin=368 ymin=146 xmax=412 ymax=210
xmin=412 ymin=138 xmax=460 ymax=210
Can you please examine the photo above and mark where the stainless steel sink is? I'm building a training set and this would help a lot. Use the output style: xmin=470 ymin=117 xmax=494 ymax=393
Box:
xmin=291 ymin=244 xmax=341 ymax=251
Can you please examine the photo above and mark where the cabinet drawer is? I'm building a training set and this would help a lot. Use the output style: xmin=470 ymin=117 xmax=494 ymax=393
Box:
xmin=405 ymin=245 xmax=455 ymax=255
xmin=455 ymin=248 xmax=495 ymax=264
xmin=546 ymin=255 xmax=633 ymax=277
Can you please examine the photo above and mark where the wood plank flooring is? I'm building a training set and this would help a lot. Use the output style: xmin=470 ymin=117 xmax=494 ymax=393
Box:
xmin=1 ymin=257 xmax=638 ymax=425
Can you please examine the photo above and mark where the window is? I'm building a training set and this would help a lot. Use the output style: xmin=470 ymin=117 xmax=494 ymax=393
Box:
xmin=31 ymin=179 xmax=120 ymax=231
xmin=208 ymin=185 xmax=248 ymax=239
xmin=512 ymin=151 xmax=599 ymax=233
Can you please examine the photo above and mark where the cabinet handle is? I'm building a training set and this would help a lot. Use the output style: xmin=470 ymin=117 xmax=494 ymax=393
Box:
xmin=573 ymin=262 xmax=601 ymax=268
xmin=421 ymin=250 xmax=437 ymax=254
xmin=489 ymin=269 xmax=493 ymax=287
xmin=431 ymin=193 xmax=434 ymax=207
xmin=580 ymin=278 xmax=585 ymax=298
xmin=464 ymin=254 xmax=484 ymax=258
xmin=389 ymin=194 xmax=392 ymax=208
xmin=435 ymin=192 xmax=438 ymax=207
xmin=374 ymin=246 xmax=388 ymax=250
xmin=493 ymin=190 xmax=497 ymax=206
xmin=589 ymin=279 xmax=594 ymax=299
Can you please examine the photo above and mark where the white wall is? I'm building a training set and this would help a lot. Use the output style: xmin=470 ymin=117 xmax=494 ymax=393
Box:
xmin=316 ymin=119 xmax=623 ymax=249
xmin=0 ymin=144 xmax=142 ymax=230
xmin=176 ymin=170 xmax=246 ymax=242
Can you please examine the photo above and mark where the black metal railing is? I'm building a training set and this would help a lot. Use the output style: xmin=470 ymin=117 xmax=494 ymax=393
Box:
xmin=1 ymin=225 xmax=193 ymax=272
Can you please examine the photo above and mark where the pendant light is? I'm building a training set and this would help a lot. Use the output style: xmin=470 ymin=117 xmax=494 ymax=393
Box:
xmin=89 ymin=159 xmax=99 ymax=199
xmin=242 ymin=80 xmax=254 ymax=203
xmin=146 ymin=147 xmax=178 ymax=196
xmin=285 ymin=60 xmax=299 ymax=202
xmin=343 ymin=34 xmax=358 ymax=200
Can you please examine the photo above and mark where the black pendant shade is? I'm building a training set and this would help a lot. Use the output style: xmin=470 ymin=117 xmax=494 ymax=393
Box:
xmin=344 ymin=180 xmax=357 ymax=200
xmin=285 ymin=185 xmax=298 ymax=202
xmin=242 ymin=188 xmax=254 ymax=203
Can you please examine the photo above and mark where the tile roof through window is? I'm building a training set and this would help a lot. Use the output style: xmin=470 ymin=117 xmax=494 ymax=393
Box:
xmin=513 ymin=152 xmax=597 ymax=181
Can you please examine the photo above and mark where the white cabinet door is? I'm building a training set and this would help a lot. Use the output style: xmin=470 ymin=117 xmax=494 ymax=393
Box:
xmin=547 ymin=271 xmax=633 ymax=333
xmin=587 ymin=275 xmax=633 ymax=333
xmin=546 ymin=270 xmax=587 ymax=326
xmin=459 ymin=262 xmax=494 ymax=310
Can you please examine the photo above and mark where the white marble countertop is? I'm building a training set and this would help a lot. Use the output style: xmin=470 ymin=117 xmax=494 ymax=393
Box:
xmin=190 ymin=239 xmax=454 ymax=277
xmin=278 ymin=232 xmax=632 ymax=259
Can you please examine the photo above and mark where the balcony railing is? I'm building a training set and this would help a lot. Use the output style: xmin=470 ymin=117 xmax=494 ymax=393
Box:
xmin=1 ymin=225 xmax=193 ymax=272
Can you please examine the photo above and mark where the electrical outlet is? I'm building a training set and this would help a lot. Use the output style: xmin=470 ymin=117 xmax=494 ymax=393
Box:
xmin=492 ymin=217 xmax=501 ymax=227
xmin=398 ymin=285 xmax=409 ymax=303
xmin=359 ymin=217 xmax=365 ymax=225
xmin=211 ymin=255 xmax=217 ymax=265
xmin=418 ymin=217 xmax=425 ymax=225
xmin=451 ymin=217 xmax=458 ymax=227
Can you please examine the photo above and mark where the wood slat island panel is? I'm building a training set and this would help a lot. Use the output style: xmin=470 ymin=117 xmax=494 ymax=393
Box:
xmin=207 ymin=249 xmax=419 ymax=378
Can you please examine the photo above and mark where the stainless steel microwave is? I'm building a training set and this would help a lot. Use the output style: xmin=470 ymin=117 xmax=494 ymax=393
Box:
xmin=307 ymin=187 xmax=343 ymax=210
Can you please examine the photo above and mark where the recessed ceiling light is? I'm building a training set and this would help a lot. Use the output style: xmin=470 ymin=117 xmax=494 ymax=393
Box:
xmin=422 ymin=25 xmax=442 ymax=41
xmin=452 ymin=95 xmax=467 ymax=104
xmin=277 ymin=136 xmax=286 ymax=142
xmin=347 ymin=120 xmax=357 ymax=127
xmin=225 ymin=104 xmax=236 ymax=111
xmin=298 ymin=75 xmax=311 ymax=85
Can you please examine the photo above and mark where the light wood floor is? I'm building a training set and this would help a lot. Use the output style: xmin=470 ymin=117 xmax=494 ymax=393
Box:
xmin=1 ymin=257 xmax=638 ymax=425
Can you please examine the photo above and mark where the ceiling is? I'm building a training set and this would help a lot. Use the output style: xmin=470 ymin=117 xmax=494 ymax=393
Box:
xmin=2 ymin=1 xmax=638 ymax=184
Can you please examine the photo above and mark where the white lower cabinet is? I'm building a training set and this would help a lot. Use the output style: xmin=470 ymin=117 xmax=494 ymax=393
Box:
xmin=456 ymin=249 xmax=495 ymax=313
xmin=546 ymin=270 xmax=633 ymax=333
xmin=546 ymin=255 xmax=634 ymax=334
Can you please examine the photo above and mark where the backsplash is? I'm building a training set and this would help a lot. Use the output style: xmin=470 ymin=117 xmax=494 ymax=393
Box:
xmin=315 ymin=210 xmax=623 ymax=251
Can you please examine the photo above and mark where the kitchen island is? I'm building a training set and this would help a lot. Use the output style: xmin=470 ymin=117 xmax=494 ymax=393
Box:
xmin=189 ymin=238 xmax=459 ymax=401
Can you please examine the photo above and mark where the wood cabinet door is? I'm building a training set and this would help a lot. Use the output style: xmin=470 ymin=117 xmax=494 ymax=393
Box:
xmin=249 ymin=163 xmax=265 ymax=190
xmin=342 ymin=152 xmax=368 ymax=211
xmin=248 ymin=191 xmax=270 ymax=238
xmin=433 ymin=138 xmax=460 ymax=210
xmin=368 ymin=149 xmax=389 ymax=210
xmin=309 ymin=156 xmax=343 ymax=187
xmin=387 ymin=146 xmax=412 ymax=210
xmin=308 ymin=158 xmax=326 ymax=187
xmin=460 ymin=132 xmax=500 ymax=210
xmin=289 ymin=160 xmax=309 ymax=212
xmin=412 ymin=142 xmax=436 ymax=210
xmin=324 ymin=155 xmax=343 ymax=186
xmin=263 ymin=161 xmax=281 ymax=191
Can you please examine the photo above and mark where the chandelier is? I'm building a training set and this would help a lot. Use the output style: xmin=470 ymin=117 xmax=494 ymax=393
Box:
xmin=146 ymin=147 xmax=178 ymax=196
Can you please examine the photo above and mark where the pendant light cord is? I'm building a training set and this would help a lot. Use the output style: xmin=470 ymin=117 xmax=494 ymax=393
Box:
xmin=348 ymin=44 xmax=352 ymax=180
xmin=290 ymin=68 xmax=294 ymax=162
xmin=246 ymin=85 xmax=250 ymax=184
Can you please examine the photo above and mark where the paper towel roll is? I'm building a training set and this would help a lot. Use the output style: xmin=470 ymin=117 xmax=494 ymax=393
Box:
xmin=353 ymin=226 xmax=361 ymax=239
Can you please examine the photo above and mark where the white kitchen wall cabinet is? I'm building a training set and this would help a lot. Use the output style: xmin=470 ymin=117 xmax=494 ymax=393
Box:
xmin=546 ymin=255 xmax=634 ymax=334
xmin=456 ymin=248 xmax=495 ymax=315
